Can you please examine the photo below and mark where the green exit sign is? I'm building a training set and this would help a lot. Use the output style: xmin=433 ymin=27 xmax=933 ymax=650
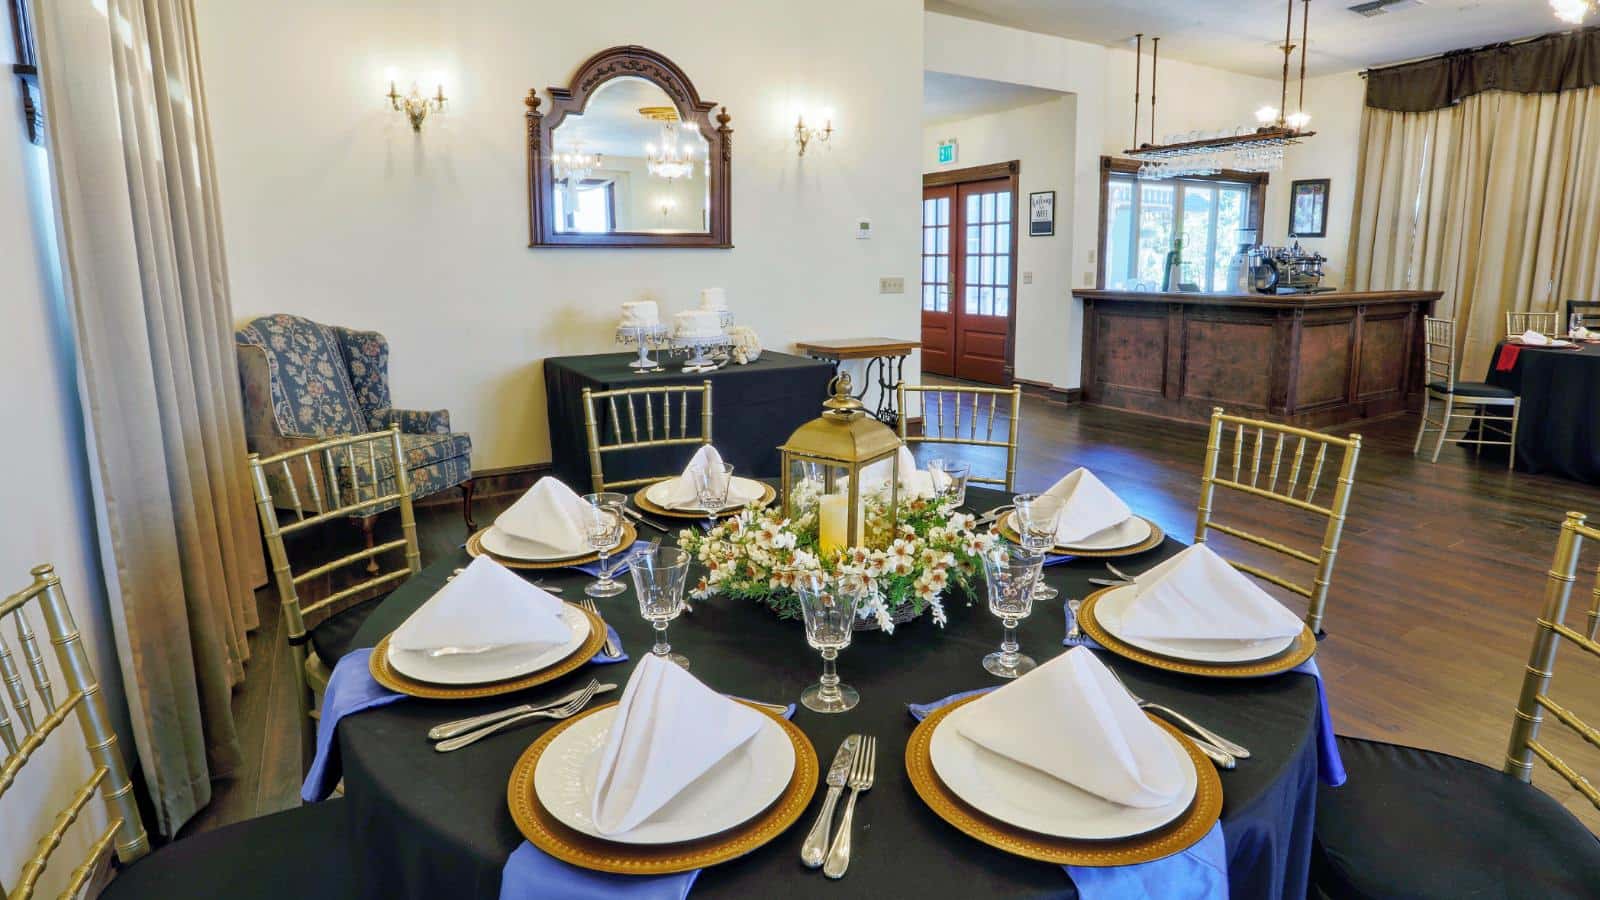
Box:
xmin=937 ymin=139 xmax=958 ymax=165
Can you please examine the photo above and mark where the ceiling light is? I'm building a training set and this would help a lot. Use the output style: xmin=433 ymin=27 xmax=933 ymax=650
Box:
xmin=1551 ymin=0 xmax=1594 ymax=24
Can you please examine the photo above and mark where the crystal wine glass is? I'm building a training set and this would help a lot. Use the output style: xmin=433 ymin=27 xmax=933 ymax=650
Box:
xmin=927 ymin=458 xmax=971 ymax=508
xmin=793 ymin=571 xmax=868 ymax=713
xmin=629 ymin=545 xmax=691 ymax=668
xmin=694 ymin=462 xmax=735 ymax=527
xmin=581 ymin=492 xmax=628 ymax=598
xmin=980 ymin=543 xmax=1044 ymax=678
xmin=1012 ymin=492 xmax=1064 ymax=602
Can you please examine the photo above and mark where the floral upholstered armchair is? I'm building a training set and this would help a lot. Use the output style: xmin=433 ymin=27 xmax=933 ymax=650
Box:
xmin=236 ymin=314 xmax=476 ymax=537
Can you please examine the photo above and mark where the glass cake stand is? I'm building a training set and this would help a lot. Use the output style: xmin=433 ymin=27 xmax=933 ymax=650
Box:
xmin=617 ymin=323 xmax=670 ymax=372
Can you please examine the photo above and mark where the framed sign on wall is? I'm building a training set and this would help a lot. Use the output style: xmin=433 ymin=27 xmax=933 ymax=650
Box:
xmin=1289 ymin=179 xmax=1330 ymax=238
xmin=1029 ymin=190 xmax=1055 ymax=237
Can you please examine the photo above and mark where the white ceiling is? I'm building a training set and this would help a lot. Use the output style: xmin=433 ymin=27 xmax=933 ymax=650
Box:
xmin=923 ymin=71 xmax=1065 ymax=124
xmin=927 ymin=0 xmax=1573 ymax=78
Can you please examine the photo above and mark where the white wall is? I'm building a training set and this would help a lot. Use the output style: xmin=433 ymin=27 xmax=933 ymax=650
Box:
xmin=922 ymin=97 xmax=1076 ymax=389
xmin=195 ymin=0 xmax=925 ymax=471
xmin=1266 ymin=72 xmax=1366 ymax=289
xmin=0 ymin=15 xmax=126 ymax=896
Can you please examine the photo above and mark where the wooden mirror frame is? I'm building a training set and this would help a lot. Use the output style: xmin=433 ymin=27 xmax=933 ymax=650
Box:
xmin=526 ymin=45 xmax=732 ymax=249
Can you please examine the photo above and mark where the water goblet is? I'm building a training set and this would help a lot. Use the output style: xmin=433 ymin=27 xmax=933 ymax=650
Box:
xmin=927 ymin=458 xmax=971 ymax=508
xmin=694 ymin=462 xmax=735 ymax=527
xmin=580 ymin=492 xmax=628 ymax=598
xmin=980 ymin=544 xmax=1044 ymax=678
xmin=793 ymin=571 xmax=868 ymax=712
xmin=629 ymin=546 xmax=691 ymax=668
xmin=1012 ymin=493 xmax=1064 ymax=601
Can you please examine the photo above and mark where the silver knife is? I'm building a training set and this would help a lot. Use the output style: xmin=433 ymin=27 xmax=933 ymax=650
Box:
xmin=800 ymin=734 xmax=859 ymax=867
xmin=622 ymin=505 xmax=672 ymax=534
xmin=426 ymin=682 xmax=617 ymax=741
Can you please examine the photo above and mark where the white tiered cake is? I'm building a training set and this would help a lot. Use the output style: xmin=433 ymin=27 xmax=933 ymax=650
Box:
xmin=620 ymin=301 xmax=660 ymax=329
xmin=674 ymin=309 xmax=724 ymax=340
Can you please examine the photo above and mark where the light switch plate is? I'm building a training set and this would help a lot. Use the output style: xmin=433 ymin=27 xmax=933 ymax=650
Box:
xmin=856 ymin=219 xmax=872 ymax=240
xmin=1023 ymin=271 xmax=1034 ymax=285
xmin=880 ymin=277 xmax=905 ymax=294
xmin=1082 ymin=272 xmax=1096 ymax=287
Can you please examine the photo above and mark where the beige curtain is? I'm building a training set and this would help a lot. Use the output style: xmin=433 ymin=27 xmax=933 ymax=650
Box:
xmin=1348 ymin=87 xmax=1600 ymax=376
xmin=33 ymin=0 xmax=265 ymax=834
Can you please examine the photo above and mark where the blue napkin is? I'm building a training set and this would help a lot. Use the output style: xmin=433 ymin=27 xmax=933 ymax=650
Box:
xmin=499 ymin=704 xmax=796 ymax=899
xmin=908 ymin=690 xmax=1228 ymax=900
xmin=573 ymin=540 xmax=648 ymax=577
xmin=1063 ymin=606 xmax=1346 ymax=787
xmin=1042 ymin=553 xmax=1074 ymax=567
xmin=302 ymin=634 xmax=631 ymax=803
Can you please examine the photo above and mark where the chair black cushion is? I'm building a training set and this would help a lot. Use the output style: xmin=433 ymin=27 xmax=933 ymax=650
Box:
xmin=103 ymin=800 xmax=353 ymax=900
xmin=1312 ymin=736 xmax=1600 ymax=899
xmin=1428 ymin=380 xmax=1517 ymax=399
xmin=307 ymin=595 xmax=387 ymax=666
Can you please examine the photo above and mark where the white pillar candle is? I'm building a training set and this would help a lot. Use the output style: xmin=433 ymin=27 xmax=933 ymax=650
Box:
xmin=818 ymin=493 xmax=848 ymax=554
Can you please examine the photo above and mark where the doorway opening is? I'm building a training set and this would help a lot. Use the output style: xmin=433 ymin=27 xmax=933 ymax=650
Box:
xmin=921 ymin=161 xmax=1019 ymax=385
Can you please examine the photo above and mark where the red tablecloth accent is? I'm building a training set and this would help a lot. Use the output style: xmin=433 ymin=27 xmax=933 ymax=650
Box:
xmin=1495 ymin=343 xmax=1523 ymax=371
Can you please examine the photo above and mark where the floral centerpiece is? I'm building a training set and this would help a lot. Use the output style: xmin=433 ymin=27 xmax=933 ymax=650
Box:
xmin=679 ymin=487 xmax=998 ymax=633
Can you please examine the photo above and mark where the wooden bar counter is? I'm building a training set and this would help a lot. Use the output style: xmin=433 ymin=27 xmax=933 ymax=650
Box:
xmin=1074 ymin=289 xmax=1442 ymax=428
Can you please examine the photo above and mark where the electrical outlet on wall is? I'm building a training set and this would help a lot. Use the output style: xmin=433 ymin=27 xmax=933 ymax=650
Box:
xmin=879 ymin=277 xmax=905 ymax=294
xmin=1082 ymin=272 xmax=1095 ymax=287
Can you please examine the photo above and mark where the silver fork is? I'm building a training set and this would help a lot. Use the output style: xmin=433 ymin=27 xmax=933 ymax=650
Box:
xmin=1107 ymin=668 xmax=1250 ymax=759
xmin=434 ymin=680 xmax=602 ymax=752
xmin=1105 ymin=562 xmax=1136 ymax=583
xmin=823 ymin=735 xmax=876 ymax=879
xmin=580 ymin=596 xmax=623 ymax=659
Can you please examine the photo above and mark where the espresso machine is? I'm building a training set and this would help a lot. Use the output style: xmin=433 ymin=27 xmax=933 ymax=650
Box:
xmin=1248 ymin=241 xmax=1330 ymax=294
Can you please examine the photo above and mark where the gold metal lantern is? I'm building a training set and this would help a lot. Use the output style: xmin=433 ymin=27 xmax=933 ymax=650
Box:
xmin=779 ymin=374 xmax=902 ymax=553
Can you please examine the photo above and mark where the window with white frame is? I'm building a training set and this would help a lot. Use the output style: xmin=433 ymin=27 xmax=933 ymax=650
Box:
xmin=1102 ymin=173 xmax=1255 ymax=292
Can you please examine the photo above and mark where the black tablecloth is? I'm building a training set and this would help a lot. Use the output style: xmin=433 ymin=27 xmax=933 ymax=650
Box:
xmin=340 ymin=489 xmax=1321 ymax=899
xmin=1484 ymin=340 xmax=1600 ymax=482
xmin=543 ymin=351 xmax=835 ymax=490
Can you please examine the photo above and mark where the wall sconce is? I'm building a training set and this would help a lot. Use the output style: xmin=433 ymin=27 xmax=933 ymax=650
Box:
xmin=794 ymin=108 xmax=834 ymax=157
xmin=657 ymin=196 xmax=678 ymax=219
xmin=386 ymin=69 xmax=447 ymax=132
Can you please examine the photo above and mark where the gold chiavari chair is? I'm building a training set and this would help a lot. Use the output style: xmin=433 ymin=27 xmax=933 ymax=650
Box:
xmin=1311 ymin=511 xmax=1600 ymax=898
xmin=1414 ymin=316 xmax=1520 ymax=468
xmin=1507 ymin=310 xmax=1560 ymax=339
xmin=0 ymin=570 xmax=357 ymax=898
xmin=248 ymin=425 xmax=421 ymax=719
xmin=582 ymin=381 xmax=713 ymax=493
xmin=1 ymin=564 xmax=148 ymax=898
xmin=895 ymin=382 xmax=1022 ymax=492
xmin=1196 ymin=407 xmax=1361 ymax=635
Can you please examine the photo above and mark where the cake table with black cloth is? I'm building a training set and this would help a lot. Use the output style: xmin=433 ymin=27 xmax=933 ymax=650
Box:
xmin=333 ymin=487 xmax=1326 ymax=899
xmin=1483 ymin=340 xmax=1600 ymax=482
xmin=543 ymin=351 xmax=835 ymax=490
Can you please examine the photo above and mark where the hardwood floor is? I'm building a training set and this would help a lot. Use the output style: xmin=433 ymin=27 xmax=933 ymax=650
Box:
xmin=189 ymin=399 xmax=1600 ymax=838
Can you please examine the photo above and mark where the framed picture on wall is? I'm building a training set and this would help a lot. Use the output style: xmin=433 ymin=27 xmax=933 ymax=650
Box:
xmin=1289 ymin=179 xmax=1330 ymax=238
xmin=1029 ymin=191 xmax=1055 ymax=236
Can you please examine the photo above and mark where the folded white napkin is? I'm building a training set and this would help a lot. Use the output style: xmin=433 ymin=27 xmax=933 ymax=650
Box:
xmin=591 ymin=654 xmax=765 ymax=835
xmin=859 ymin=445 xmax=942 ymax=498
xmin=1120 ymin=544 xmax=1304 ymax=641
xmin=494 ymin=477 xmax=592 ymax=557
xmin=956 ymin=647 xmax=1184 ymax=808
xmin=654 ymin=445 xmax=764 ymax=509
xmin=389 ymin=556 xmax=572 ymax=654
xmin=1521 ymin=329 xmax=1551 ymax=345
xmin=1043 ymin=467 xmax=1133 ymax=544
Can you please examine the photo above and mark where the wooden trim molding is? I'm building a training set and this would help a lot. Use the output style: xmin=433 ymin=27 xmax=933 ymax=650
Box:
xmin=922 ymin=160 xmax=1018 ymax=188
xmin=527 ymin=45 xmax=732 ymax=249
xmin=1014 ymin=378 xmax=1082 ymax=405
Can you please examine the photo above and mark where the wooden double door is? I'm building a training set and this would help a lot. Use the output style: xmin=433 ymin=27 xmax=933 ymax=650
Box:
xmin=920 ymin=169 xmax=1017 ymax=385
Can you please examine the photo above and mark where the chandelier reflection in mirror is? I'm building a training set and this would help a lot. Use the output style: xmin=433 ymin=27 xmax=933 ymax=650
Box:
xmin=640 ymin=107 xmax=696 ymax=181
xmin=552 ymin=145 xmax=603 ymax=214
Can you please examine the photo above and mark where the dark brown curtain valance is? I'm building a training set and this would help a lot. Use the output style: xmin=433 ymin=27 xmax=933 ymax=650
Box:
xmin=1365 ymin=27 xmax=1600 ymax=112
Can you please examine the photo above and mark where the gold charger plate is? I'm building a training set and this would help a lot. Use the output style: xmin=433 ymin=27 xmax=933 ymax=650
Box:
xmin=368 ymin=604 xmax=606 ymax=699
xmin=465 ymin=522 xmax=639 ymax=571
xmin=633 ymin=480 xmax=777 ymax=520
xmin=996 ymin=513 xmax=1166 ymax=559
xmin=1079 ymin=587 xmax=1317 ymax=678
xmin=906 ymin=695 xmax=1223 ymax=866
xmin=507 ymin=701 xmax=818 ymax=875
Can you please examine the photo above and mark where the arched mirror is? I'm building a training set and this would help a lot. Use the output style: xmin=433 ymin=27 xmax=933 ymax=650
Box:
xmin=527 ymin=46 xmax=732 ymax=248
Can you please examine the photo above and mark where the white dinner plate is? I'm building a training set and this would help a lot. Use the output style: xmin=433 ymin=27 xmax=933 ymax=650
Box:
xmin=480 ymin=525 xmax=621 ymax=562
xmin=928 ymin=700 xmax=1197 ymax=840
xmin=1005 ymin=512 xmax=1153 ymax=552
xmin=645 ymin=476 xmax=767 ymax=512
xmin=533 ymin=705 xmax=795 ymax=845
xmin=1095 ymin=583 xmax=1298 ymax=663
xmin=387 ymin=604 xmax=591 ymax=685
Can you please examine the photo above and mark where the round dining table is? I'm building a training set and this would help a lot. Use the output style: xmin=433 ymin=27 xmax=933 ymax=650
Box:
xmin=337 ymin=488 xmax=1322 ymax=899
xmin=1484 ymin=339 xmax=1600 ymax=481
